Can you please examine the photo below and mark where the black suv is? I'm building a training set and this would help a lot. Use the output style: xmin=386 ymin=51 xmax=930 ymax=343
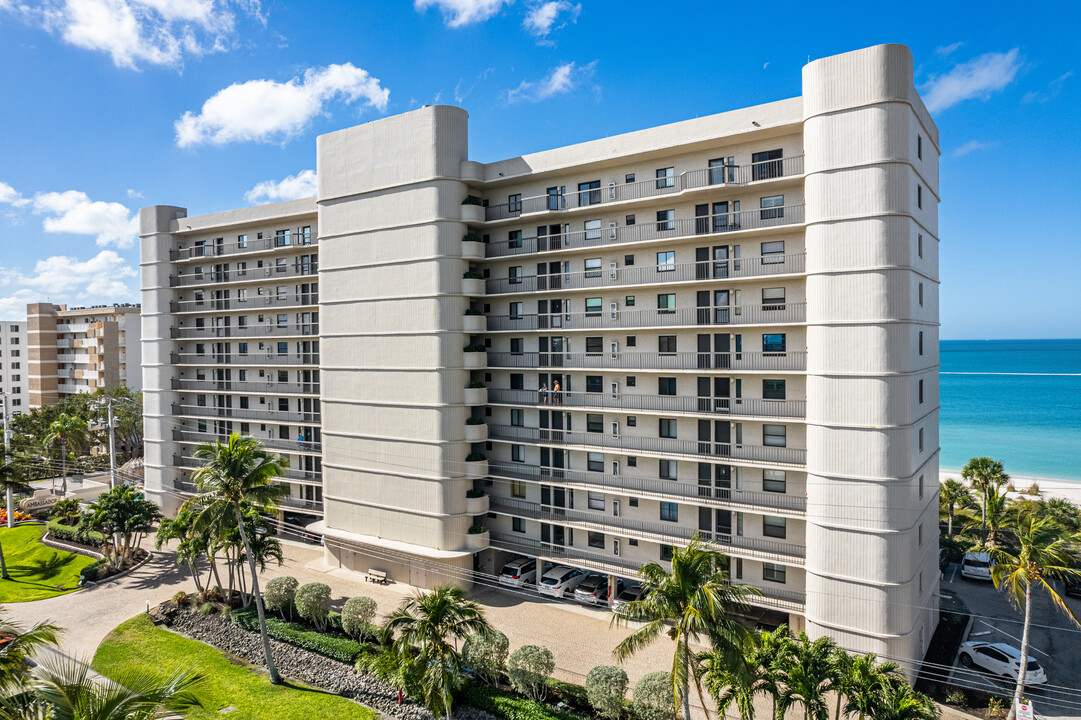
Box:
xmin=1066 ymin=573 xmax=1081 ymax=598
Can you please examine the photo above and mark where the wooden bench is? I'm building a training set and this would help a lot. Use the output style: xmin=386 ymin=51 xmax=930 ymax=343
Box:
xmin=364 ymin=569 xmax=389 ymax=584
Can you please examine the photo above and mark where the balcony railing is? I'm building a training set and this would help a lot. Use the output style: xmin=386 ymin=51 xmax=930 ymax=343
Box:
xmin=490 ymin=497 xmax=805 ymax=564
xmin=170 ymin=232 xmax=317 ymax=262
xmin=172 ymin=403 xmax=322 ymax=424
xmin=173 ymin=454 xmax=322 ymax=483
xmin=487 ymin=302 xmax=805 ymax=332
xmin=171 ymin=323 xmax=319 ymax=340
xmin=483 ymin=156 xmax=804 ymax=222
xmin=487 ymin=388 xmax=806 ymax=420
xmin=170 ymin=293 xmax=318 ymax=313
xmin=488 ymin=461 xmax=807 ymax=514
xmin=172 ymin=428 xmax=321 ymax=454
xmin=487 ymin=350 xmax=806 ymax=372
xmin=171 ymin=263 xmax=319 ymax=287
xmin=170 ymin=352 xmax=319 ymax=366
xmin=489 ymin=425 xmax=806 ymax=466
xmin=172 ymin=378 xmax=321 ymax=395
xmin=486 ymin=254 xmax=805 ymax=295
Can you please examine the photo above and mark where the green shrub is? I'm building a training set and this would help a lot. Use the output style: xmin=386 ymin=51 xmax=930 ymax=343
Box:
xmin=464 ymin=271 xmax=484 ymax=279
xmin=49 ymin=498 xmax=82 ymax=524
xmin=507 ymin=645 xmax=554 ymax=702
xmin=464 ymin=344 xmax=487 ymax=352
xmin=294 ymin=582 xmax=332 ymax=631
xmin=462 ymin=196 xmax=483 ymax=206
xmin=465 ymin=417 xmax=485 ymax=425
xmin=465 ymin=308 xmax=483 ymax=316
xmin=172 ymin=591 xmax=189 ymax=606
xmin=79 ymin=558 xmax=107 ymax=583
xmin=466 ymin=488 xmax=485 ymax=499
xmin=341 ymin=596 xmax=378 ymax=638
xmin=47 ymin=520 xmax=104 ymax=548
xmin=263 ymin=576 xmax=298 ymax=619
xmin=462 ymin=233 xmax=483 ymax=243
xmin=945 ymin=688 xmax=968 ymax=707
xmin=546 ymin=679 xmax=589 ymax=712
xmin=468 ymin=380 xmax=486 ymax=388
xmin=231 ymin=609 xmax=365 ymax=663
xmin=462 ymin=629 xmax=508 ymax=686
xmin=586 ymin=666 xmax=628 ymax=720
xmin=461 ymin=683 xmax=582 ymax=720
xmin=199 ymin=602 xmax=215 ymax=617
xmin=468 ymin=524 xmax=487 ymax=534
xmin=466 ymin=452 xmax=487 ymax=462
xmin=326 ymin=611 xmax=343 ymax=632
xmin=632 ymin=672 xmax=675 ymax=720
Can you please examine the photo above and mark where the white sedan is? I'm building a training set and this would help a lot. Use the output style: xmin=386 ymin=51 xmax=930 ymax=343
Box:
xmin=958 ymin=642 xmax=1047 ymax=685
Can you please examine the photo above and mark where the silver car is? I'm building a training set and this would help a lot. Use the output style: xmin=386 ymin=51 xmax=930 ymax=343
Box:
xmin=959 ymin=642 xmax=1047 ymax=685
xmin=537 ymin=565 xmax=585 ymax=597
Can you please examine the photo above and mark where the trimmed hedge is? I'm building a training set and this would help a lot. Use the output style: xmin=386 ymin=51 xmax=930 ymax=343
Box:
xmin=231 ymin=609 xmax=365 ymax=663
xmin=461 ymin=684 xmax=584 ymax=720
xmin=79 ymin=558 xmax=108 ymax=583
xmin=47 ymin=520 xmax=105 ymax=548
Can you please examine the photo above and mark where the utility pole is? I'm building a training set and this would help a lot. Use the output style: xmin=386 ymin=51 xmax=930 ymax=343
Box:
xmin=91 ymin=397 xmax=124 ymax=490
xmin=2 ymin=392 xmax=12 ymax=529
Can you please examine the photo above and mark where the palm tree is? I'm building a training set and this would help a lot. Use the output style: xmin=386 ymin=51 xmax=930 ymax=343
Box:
xmin=0 ymin=609 xmax=61 ymax=683
xmin=990 ymin=514 xmax=1081 ymax=720
xmin=699 ymin=635 xmax=759 ymax=720
xmin=155 ymin=507 xmax=206 ymax=593
xmin=939 ymin=478 xmax=971 ymax=539
xmin=44 ymin=413 xmax=88 ymax=495
xmin=385 ymin=584 xmax=491 ymax=719
xmin=186 ymin=434 xmax=288 ymax=684
xmin=0 ymin=455 xmax=33 ymax=580
xmin=234 ymin=508 xmax=283 ymax=606
xmin=776 ymin=632 xmax=837 ymax=720
xmin=964 ymin=483 xmax=1011 ymax=547
xmin=1034 ymin=497 xmax=1081 ymax=532
xmin=872 ymin=683 xmax=938 ymax=720
xmin=962 ymin=457 xmax=1008 ymax=546
xmin=840 ymin=652 xmax=903 ymax=720
xmin=612 ymin=536 xmax=758 ymax=720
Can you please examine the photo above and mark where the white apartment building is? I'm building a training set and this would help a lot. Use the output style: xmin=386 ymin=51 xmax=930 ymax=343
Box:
xmin=0 ymin=321 xmax=29 ymax=416
xmin=142 ymin=44 xmax=940 ymax=670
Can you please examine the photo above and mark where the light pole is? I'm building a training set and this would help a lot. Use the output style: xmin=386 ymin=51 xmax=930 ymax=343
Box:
xmin=91 ymin=397 xmax=124 ymax=490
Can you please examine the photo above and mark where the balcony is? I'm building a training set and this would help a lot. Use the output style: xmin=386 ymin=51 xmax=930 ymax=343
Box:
xmin=487 ymin=302 xmax=806 ymax=332
xmin=482 ymin=156 xmax=804 ymax=222
xmin=488 ymin=461 xmax=806 ymax=515
xmin=486 ymin=254 xmax=805 ymax=296
xmin=170 ymin=293 xmax=318 ymax=314
xmin=171 ymin=323 xmax=319 ymax=340
xmin=170 ymin=263 xmax=319 ymax=287
xmin=170 ymin=232 xmax=317 ymax=262
xmin=171 ymin=403 xmax=322 ymax=425
xmin=173 ymin=454 xmax=322 ymax=484
xmin=170 ymin=352 xmax=319 ymax=366
xmin=488 ymin=350 xmax=806 ymax=373
xmin=172 ymin=428 xmax=321 ymax=454
xmin=172 ymin=378 xmax=321 ymax=395
xmin=488 ymin=424 xmax=806 ymax=466
xmin=489 ymin=496 xmax=805 ymax=565
xmin=279 ymin=496 xmax=325 ymax=514
xmin=487 ymin=388 xmax=806 ymax=420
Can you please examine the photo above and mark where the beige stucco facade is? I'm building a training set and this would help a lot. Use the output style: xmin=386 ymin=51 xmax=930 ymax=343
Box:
xmin=141 ymin=43 xmax=939 ymax=675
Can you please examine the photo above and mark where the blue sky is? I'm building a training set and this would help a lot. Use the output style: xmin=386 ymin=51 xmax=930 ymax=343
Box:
xmin=0 ymin=0 xmax=1078 ymax=339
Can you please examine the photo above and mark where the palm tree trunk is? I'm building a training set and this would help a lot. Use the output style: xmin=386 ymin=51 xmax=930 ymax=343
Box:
xmin=981 ymin=487 xmax=988 ymax=546
xmin=187 ymin=559 xmax=204 ymax=592
xmin=1006 ymin=584 xmax=1032 ymax=720
xmin=60 ymin=440 xmax=67 ymax=495
xmin=235 ymin=505 xmax=280 ymax=685
xmin=835 ymin=688 xmax=842 ymax=720
xmin=0 ymin=541 xmax=7 ymax=580
xmin=682 ymin=635 xmax=691 ymax=720
xmin=947 ymin=505 xmax=954 ymax=539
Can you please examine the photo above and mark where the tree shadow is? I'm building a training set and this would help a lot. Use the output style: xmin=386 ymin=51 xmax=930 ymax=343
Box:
xmin=8 ymin=552 xmax=77 ymax=581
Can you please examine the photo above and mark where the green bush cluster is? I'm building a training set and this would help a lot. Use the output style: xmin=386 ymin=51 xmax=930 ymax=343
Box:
xmin=294 ymin=582 xmax=332 ymax=631
xmin=341 ymin=596 xmax=378 ymax=639
xmin=47 ymin=520 xmax=104 ymax=547
xmin=263 ymin=576 xmax=299 ymax=619
xmin=507 ymin=645 xmax=554 ymax=702
xmin=585 ymin=666 xmax=628 ymax=720
xmin=462 ymin=629 xmax=508 ymax=686
xmin=632 ymin=672 xmax=675 ymax=720
xmin=79 ymin=558 xmax=108 ymax=583
xmin=461 ymin=684 xmax=582 ymax=720
xmin=231 ymin=609 xmax=365 ymax=664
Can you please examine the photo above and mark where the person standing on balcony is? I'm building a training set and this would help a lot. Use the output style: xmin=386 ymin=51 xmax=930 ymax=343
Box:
xmin=539 ymin=383 xmax=548 ymax=405
xmin=552 ymin=380 xmax=561 ymax=405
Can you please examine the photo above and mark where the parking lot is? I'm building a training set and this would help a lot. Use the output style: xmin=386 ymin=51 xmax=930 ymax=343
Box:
xmin=942 ymin=561 xmax=1081 ymax=719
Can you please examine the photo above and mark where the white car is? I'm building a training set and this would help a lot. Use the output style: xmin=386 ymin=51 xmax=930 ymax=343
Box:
xmin=960 ymin=552 xmax=994 ymax=581
xmin=610 ymin=584 xmax=643 ymax=613
xmin=498 ymin=557 xmax=537 ymax=587
xmin=537 ymin=565 xmax=585 ymax=597
xmin=959 ymin=642 xmax=1047 ymax=685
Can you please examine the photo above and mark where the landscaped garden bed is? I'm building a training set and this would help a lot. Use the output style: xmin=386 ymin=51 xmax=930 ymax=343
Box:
xmin=0 ymin=523 xmax=97 ymax=602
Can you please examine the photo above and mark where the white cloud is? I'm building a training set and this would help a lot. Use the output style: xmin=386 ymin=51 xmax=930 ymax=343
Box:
xmin=506 ymin=60 xmax=595 ymax=103
xmin=1022 ymin=70 xmax=1073 ymax=103
xmin=245 ymin=169 xmax=317 ymax=204
xmin=952 ymin=139 xmax=994 ymax=157
xmin=32 ymin=190 xmax=139 ymax=248
xmin=0 ymin=251 xmax=138 ymax=317
xmin=6 ymin=0 xmax=264 ymax=70
xmin=936 ymin=42 xmax=963 ymax=56
xmin=126 ymin=188 xmax=143 ymax=199
xmin=0 ymin=181 xmax=30 ymax=208
xmin=523 ymin=1 xmax=579 ymax=42
xmin=414 ymin=0 xmax=512 ymax=27
xmin=922 ymin=48 xmax=1022 ymax=113
xmin=175 ymin=63 xmax=389 ymax=147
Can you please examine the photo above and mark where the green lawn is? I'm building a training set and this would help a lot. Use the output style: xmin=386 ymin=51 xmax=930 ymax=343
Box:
xmin=0 ymin=523 xmax=96 ymax=602
xmin=92 ymin=615 xmax=378 ymax=720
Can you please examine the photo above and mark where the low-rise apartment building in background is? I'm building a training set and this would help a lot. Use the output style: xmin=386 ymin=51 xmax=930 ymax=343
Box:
xmin=0 ymin=321 xmax=29 ymax=415
xmin=142 ymin=43 xmax=940 ymax=673
xmin=27 ymin=302 xmax=142 ymax=408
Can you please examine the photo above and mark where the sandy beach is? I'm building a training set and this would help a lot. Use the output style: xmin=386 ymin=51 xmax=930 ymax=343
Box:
xmin=939 ymin=469 xmax=1081 ymax=505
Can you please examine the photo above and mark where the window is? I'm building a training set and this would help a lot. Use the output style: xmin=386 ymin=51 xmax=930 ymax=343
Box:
xmin=763 ymin=334 xmax=786 ymax=354
xmin=760 ymin=195 xmax=784 ymax=220
xmin=919 ymin=282 xmax=924 ymax=306
xmin=240 ymin=397 xmax=249 ymax=410
xmin=626 ymin=335 xmax=636 ymax=347
xmin=238 ymin=342 xmax=248 ymax=354
xmin=586 ymin=375 xmax=603 ymax=393
xmin=763 ymin=424 xmax=787 ymax=447
xmin=579 ymin=180 xmax=601 ymax=205
xmin=586 ymin=336 xmax=603 ymax=354
xmin=513 ymin=517 xmax=526 ymax=533
xmin=587 ymin=414 xmax=603 ymax=433
xmin=585 ymin=297 xmax=602 ymax=316
xmin=917 ymin=134 xmax=923 ymax=160
xmin=511 ymin=409 xmax=524 ymax=427
xmin=9 ymin=338 xmax=17 ymax=345
xmin=624 ymin=254 xmax=634 ymax=266
xmin=588 ymin=491 xmax=605 ymax=510
xmin=508 ymin=194 xmax=522 ymax=213
xmin=658 ymin=335 xmax=676 ymax=354
xmin=9 ymin=350 xmax=17 ymax=357
xmin=762 ymin=287 xmax=786 ymax=311
xmin=656 ymin=210 xmax=675 ymax=231
xmin=917 ymin=185 xmax=922 ymax=209
xmin=508 ymin=230 xmax=522 ymax=249
xmin=625 ymin=173 xmax=635 ymax=183
xmin=655 ymin=167 xmax=675 ymax=189
xmin=919 ymin=427 xmax=924 ymax=452
xmin=918 ymin=233 xmax=923 ymax=258
xmin=919 ymin=474 xmax=925 ymax=500
xmin=627 ymin=416 xmax=636 ymax=427
xmin=512 ymin=445 xmax=525 ymax=463
xmin=658 ymin=377 xmax=676 ymax=395
xmin=587 ymin=452 xmax=604 ymax=472
xmin=510 ymin=339 xmax=523 ymax=356
xmin=919 ymin=379 xmax=924 ymax=404
xmin=763 ymin=516 xmax=787 ymax=538
xmin=626 ymin=376 xmax=636 ymax=387
xmin=237 ymin=234 xmax=247 ymax=248
xmin=584 ymin=258 xmax=602 ymax=277
xmin=763 ymin=470 xmax=787 ymax=493
xmin=509 ymin=266 xmax=522 ymax=284
xmin=585 ymin=220 xmax=602 ymax=240
xmin=660 ymin=545 xmax=674 ymax=561
xmin=656 ymin=251 xmax=675 ymax=271
xmin=761 ymin=240 xmax=785 ymax=264
xmin=763 ymin=380 xmax=786 ymax=400
xmin=660 ymin=459 xmax=677 ymax=480
xmin=657 ymin=293 xmax=675 ymax=314
xmin=659 ymin=418 xmax=677 ymax=438
xmin=588 ymin=531 xmax=605 ymax=548
xmin=752 ymin=148 xmax=783 ymax=180
xmin=625 ymin=214 xmax=635 ymax=225
xmin=919 ymin=331 xmax=924 ymax=356
xmin=275 ymin=229 xmax=290 ymax=247
xmin=509 ymin=302 xmax=523 ymax=319
xmin=625 ymin=295 xmax=635 ymax=307
xmin=763 ymin=563 xmax=786 ymax=583
xmin=660 ymin=502 xmax=678 ymax=522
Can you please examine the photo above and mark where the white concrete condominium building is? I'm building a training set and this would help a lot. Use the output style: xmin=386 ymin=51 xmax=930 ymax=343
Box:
xmin=142 ymin=44 xmax=940 ymax=667
xmin=0 ymin=321 xmax=29 ymax=415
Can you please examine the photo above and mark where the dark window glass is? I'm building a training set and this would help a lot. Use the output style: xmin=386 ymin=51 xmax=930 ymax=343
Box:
xmin=763 ymin=380 xmax=786 ymax=400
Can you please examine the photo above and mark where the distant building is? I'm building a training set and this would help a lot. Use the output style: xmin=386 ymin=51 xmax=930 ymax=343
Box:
xmin=27 ymin=303 xmax=142 ymax=407
xmin=0 ymin=321 xmax=29 ymax=415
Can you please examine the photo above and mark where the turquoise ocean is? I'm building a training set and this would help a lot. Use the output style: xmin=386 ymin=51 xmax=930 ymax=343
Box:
xmin=940 ymin=339 xmax=1081 ymax=481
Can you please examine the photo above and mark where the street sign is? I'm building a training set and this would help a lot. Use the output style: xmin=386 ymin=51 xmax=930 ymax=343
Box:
xmin=19 ymin=495 xmax=59 ymax=514
xmin=1016 ymin=701 xmax=1034 ymax=720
